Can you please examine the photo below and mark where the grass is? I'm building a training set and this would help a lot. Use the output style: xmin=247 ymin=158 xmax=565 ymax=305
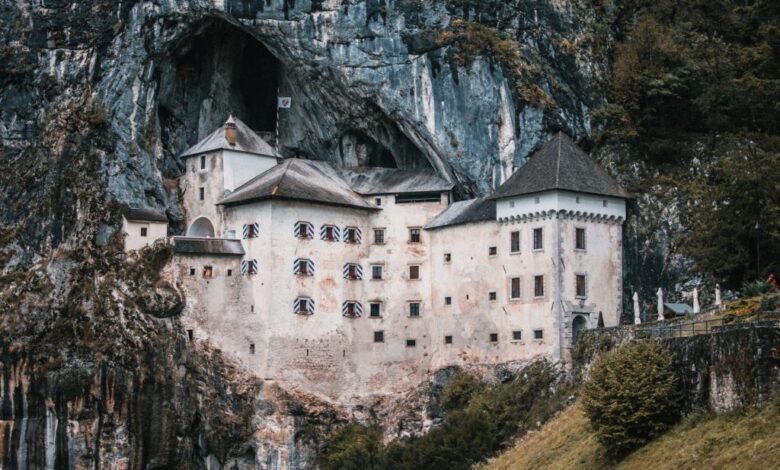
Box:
xmin=482 ymin=399 xmax=780 ymax=470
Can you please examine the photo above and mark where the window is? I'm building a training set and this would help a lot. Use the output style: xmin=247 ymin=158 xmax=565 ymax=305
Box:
xmin=489 ymin=246 xmax=497 ymax=256
xmin=375 ymin=197 xmax=382 ymax=206
xmin=512 ymin=330 xmax=522 ymax=341
xmin=343 ymin=263 xmax=363 ymax=280
xmin=534 ymin=275 xmax=544 ymax=297
xmin=342 ymin=301 xmax=363 ymax=318
xmin=140 ymin=227 xmax=148 ymax=237
xmin=489 ymin=291 xmax=497 ymax=301
xmin=510 ymin=231 xmax=520 ymax=253
xmin=199 ymin=187 xmax=205 ymax=201
xmin=409 ymin=302 xmax=421 ymax=317
xmin=187 ymin=329 xmax=194 ymax=342
xmin=294 ymin=259 xmax=315 ymax=276
xmin=241 ymin=259 xmax=258 ymax=275
xmin=575 ymin=196 xmax=581 ymax=203
xmin=534 ymin=329 xmax=544 ymax=340
xmin=444 ymin=335 xmax=453 ymax=344
xmin=406 ymin=339 xmax=417 ymax=347
xmin=575 ymin=228 xmax=586 ymax=250
xmin=189 ymin=267 xmax=196 ymax=276
xmin=603 ymin=200 xmax=608 ymax=207
xmin=374 ymin=331 xmax=384 ymax=343
xmin=243 ymin=223 xmax=259 ymax=239
xmin=371 ymin=265 xmax=383 ymax=280
xmin=444 ymin=296 xmax=452 ymax=306
xmin=409 ymin=265 xmax=420 ymax=280
xmin=534 ymin=196 xmax=540 ymax=204
xmin=320 ymin=224 xmax=338 ymax=241
xmin=396 ymin=193 xmax=440 ymax=204
xmin=576 ymin=274 xmax=587 ymax=298
xmin=295 ymin=221 xmax=313 ymax=239
xmin=344 ymin=226 xmax=362 ymax=244
xmin=509 ymin=200 xmax=515 ymax=208
xmin=490 ymin=333 xmax=498 ymax=343
xmin=369 ymin=303 xmax=382 ymax=317
xmin=249 ymin=343 xmax=255 ymax=355
xmin=227 ymin=269 xmax=232 ymax=277
xmin=294 ymin=297 xmax=314 ymax=316
xmin=444 ymin=252 xmax=451 ymax=263
xmin=374 ymin=228 xmax=385 ymax=244
xmin=533 ymin=228 xmax=543 ymax=250
xmin=510 ymin=277 xmax=521 ymax=299
xmin=409 ymin=228 xmax=421 ymax=243
xmin=200 ymin=155 xmax=206 ymax=170
xmin=203 ymin=266 xmax=213 ymax=278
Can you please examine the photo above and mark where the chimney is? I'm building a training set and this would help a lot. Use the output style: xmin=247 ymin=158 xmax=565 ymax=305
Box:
xmin=225 ymin=115 xmax=237 ymax=146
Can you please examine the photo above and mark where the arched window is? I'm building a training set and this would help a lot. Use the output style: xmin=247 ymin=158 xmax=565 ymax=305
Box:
xmin=572 ymin=315 xmax=588 ymax=344
xmin=188 ymin=217 xmax=215 ymax=237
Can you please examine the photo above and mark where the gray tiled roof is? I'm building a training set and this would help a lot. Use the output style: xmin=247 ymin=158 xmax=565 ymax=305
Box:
xmin=121 ymin=206 xmax=168 ymax=223
xmin=664 ymin=303 xmax=693 ymax=315
xmin=341 ymin=167 xmax=454 ymax=195
xmin=172 ymin=237 xmax=245 ymax=256
xmin=490 ymin=132 xmax=631 ymax=200
xmin=217 ymin=159 xmax=378 ymax=210
xmin=425 ymin=197 xmax=495 ymax=230
xmin=180 ymin=116 xmax=277 ymax=158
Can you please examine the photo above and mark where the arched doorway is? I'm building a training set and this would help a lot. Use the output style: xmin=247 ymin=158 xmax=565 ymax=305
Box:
xmin=188 ymin=217 xmax=215 ymax=237
xmin=572 ymin=315 xmax=588 ymax=344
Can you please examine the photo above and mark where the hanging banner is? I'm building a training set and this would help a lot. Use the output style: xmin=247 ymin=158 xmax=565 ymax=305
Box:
xmin=277 ymin=97 xmax=291 ymax=108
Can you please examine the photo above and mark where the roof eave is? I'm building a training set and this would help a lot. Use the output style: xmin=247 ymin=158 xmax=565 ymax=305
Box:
xmin=218 ymin=194 xmax=381 ymax=211
xmin=488 ymin=187 xmax=633 ymax=201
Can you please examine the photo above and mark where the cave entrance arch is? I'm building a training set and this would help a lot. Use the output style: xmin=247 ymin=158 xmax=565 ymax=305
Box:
xmin=572 ymin=315 xmax=588 ymax=344
xmin=188 ymin=217 xmax=215 ymax=238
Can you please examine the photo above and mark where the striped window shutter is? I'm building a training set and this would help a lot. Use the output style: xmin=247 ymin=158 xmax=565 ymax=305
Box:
xmin=241 ymin=260 xmax=248 ymax=274
xmin=251 ymin=222 xmax=259 ymax=237
xmin=306 ymin=223 xmax=314 ymax=239
xmin=333 ymin=226 xmax=341 ymax=240
xmin=319 ymin=225 xmax=328 ymax=240
xmin=242 ymin=223 xmax=260 ymax=238
xmin=354 ymin=302 xmax=363 ymax=317
xmin=306 ymin=259 xmax=315 ymax=275
xmin=242 ymin=259 xmax=257 ymax=275
xmin=293 ymin=297 xmax=301 ymax=314
xmin=342 ymin=301 xmax=364 ymax=318
xmin=292 ymin=259 xmax=300 ymax=275
xmin=355 ymin=264 xmax=363 ymax=280
xmin=343 ymin=263 xmax=362 ymax=280
xmin=242 ymin=224 xmax=249 ymax=238
xmin=294 ymin=298 xmax=315 ymax=315
xmin=354 ymin=228 xmax=362 ymax=244
xmin=342 ymin=226 xmax=350 ymax=242
xmin=294 ymin=221 xmax=301 ymax=237
xmin=342 ymin=263 xmax=350 ymax=279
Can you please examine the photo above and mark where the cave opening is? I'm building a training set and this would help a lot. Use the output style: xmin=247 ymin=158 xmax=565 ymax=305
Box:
xmin=339 ymin=130 xmax=398 ymax=168
xmin=157 ymin=18 xmax=280 ymax=169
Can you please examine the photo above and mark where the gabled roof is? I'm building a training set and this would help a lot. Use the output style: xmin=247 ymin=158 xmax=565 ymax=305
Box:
xmin=121 ymin=206 xmax=168 ymax=223
xmin=180 ymin=116 xmax=277 ymax=158
xmin=425 ymin=197 xmax=495 ymax=230
xmin=173 ymin=237 xmax=245 ymax=256
xmin=341 ymin=167 xmax=454 ymax=195
xmin=664 ymin=303 xmax=693 ymax=315
xmin=217 ymin=159 xmax=377 ymax=210
xmin=489 ymin=132 xmax=631 ymax=200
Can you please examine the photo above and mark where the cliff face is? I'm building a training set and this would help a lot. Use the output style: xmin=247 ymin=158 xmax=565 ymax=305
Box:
xmin=0 ymin=0 xmax=657 ymax=468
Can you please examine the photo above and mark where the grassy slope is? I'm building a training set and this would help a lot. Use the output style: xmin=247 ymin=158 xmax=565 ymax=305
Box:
xmin=482 ymin=401 xmax=780 ymax=470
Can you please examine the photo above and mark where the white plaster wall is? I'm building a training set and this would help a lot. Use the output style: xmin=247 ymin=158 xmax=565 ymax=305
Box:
xmin=180 ymin=150 xmax=224 ymax=237
xmin=222 ymin=150 xmax=277 ymax=192
xmin=496 ymin=190 xmax=626 ymax=220
xmin=122 ymin=217 xmax=167 ymax=252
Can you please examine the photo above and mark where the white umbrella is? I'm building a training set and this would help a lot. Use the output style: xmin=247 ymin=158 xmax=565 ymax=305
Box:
xmin=715 ymin=284 xmax=722 ymax=310
xmin=693 ymin=287 xmax=700 ymax=315
xmin=657 ymin=288 xmax=665 ymax=321
xmin=633 ymin=292 xmax=641 ymax=325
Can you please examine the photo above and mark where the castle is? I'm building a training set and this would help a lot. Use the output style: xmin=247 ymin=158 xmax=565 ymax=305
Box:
xmin=123 ymin=117 xmax=630 ymax=400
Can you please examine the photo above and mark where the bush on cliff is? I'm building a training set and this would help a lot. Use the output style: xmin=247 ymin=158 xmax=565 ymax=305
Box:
xmin=582 ymin=341 xmax=682 ymax=458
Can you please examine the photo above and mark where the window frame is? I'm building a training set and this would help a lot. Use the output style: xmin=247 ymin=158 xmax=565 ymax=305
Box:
xmin=408 ymin=301 xmax=421 ymax=317
xmin=575 ymin=227 xmax=587 ymax=251
xmin=534 ymin=275 xmax=545 ymax=298
xmin=409 ymin=227 xmax=421 ymax=243
xmin=489 ymin=333 xmax=498 ymax=343
xmin=369 ymin=302 xmax=382 ymax=318
xmin=575 ymin=273 xmax=587 ymax=299
xmin=200 ymin=155 xmax=206 ymax=170
xmin=533 ymin=329 xmax=544 ymax=340
xmin=198 ymin=187 xmax=205 ymax=201
xmin=371 ymin=264 xmax=384 ymax=280
xmin=510 ymin=230 xmax=520 ymax=253
xmin=296 ymin=221 xmax=314 ymax=239
xmin=444 ymin=296 xmax=452 ymax=306
xmin=532 ymin=227 xmax=544 ymax=251
xmin=373 ymin=330 xmax=384 ymax=343
xmin=444 ymin=335 xmax=453 ymax=345
xmin=408 ymin=265 xmax=420 ymax=280
xmin=510 ymin=277 xmax=521 ymax=300
xmin=373 ymin=228 xmax=385 ymax=245
xmin=488 ymin=246 xmax=497 ymax=257
xmin=512 ymin=330 xmax=523 ymax=341
xmin=489 ymin=291 xmax=497 ymax=302
xmin=203 ymin=266 xmax=213 ymax=278
xmin=406 ymin=339 xmax=417 ymax=347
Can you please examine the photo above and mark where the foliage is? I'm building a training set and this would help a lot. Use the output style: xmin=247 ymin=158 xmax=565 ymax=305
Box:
xmin=582 ymin=341 xmax=682 ymax=458
xmin=318 ymin=361 xmax=570 ymax=470
xmin=742 ymin=280 xmax=776 ymax=298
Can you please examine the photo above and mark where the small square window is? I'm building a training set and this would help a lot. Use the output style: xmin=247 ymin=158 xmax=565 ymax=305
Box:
xmin=576 ymin=196 xmax=581 ymax=203
xmin=140 ymin=227 xmax=148 ymax=237
xmin=489 ymin=246 xmax=497 ymax=256
xmin=203 ymin=266 xmax=213 ymax=278
xmin=445 ymin=335 xmax=453 ymax=344
xmin=409 ymin=302 xmax=421 ymax=317
xmin=409 ymin=265 xmax=420 ymax=280
xmin=534 ymin=275 xmax=545 ymax=297
xmin=249 ymin=343 xmax=255 ymax=355
xmin=199 ymin=187 xmax=205 ymax=201
xmin=374 ymin=331 xmax=384 ymax=343
xmin=533 ymin=228 xmax=543 ymax=250
xmin=375 ymin=197 xmax=382 ymax=206
xmin=490 ymin=333 xmax=498 ymax=343
xmin=406 ymin=339 xmax=417 ymax=347
xmin=444 ymin=252 xmax=451 ymax=263
xmin=534 ymin=329 xmax=544 ymax=340
xmin=227 ymin=269 xmax=233 ymax=277
xmin=512 ymin=330 xmax=522 ymax=341
xmin=187 ymin=329 xmax=194 ymax=341
xmin=323 ymin=225 xmax=336 ymax=241
xmin=509 ymin=200 xmax=515 ymax=208
xmin=489 ymin=291 xmax=497 ymax=301
xmin=345 ymin=227 xmax=359 ymax=243
xmin=409 ymin=228 xmax=421 ymax=243
xmin=189 ymin=267 xmax=196 ymax=276
xmin=374 ymin=229 xmax=385 ymax=244
xmin=444 ymin=296 xmax=452 ymax=305
xmin=200 ymin=155 xmax=206 ymax=170
xmin=371 ymin=265 xmax=383 ymax=280
xmin=297 ymin=222 xmax=313 ymax=239
xmin=370 ymin=303 xmax=381 ymax=317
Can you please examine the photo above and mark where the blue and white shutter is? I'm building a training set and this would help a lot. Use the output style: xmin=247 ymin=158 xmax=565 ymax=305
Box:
xmin=320 ymin=225 xmax=341 ymax=241
xmin=294 ymin=222 xmax=301 ymax=237
xmin=242 ymin=223 xmax=259 ymax=238
xmin=295 ymin=222 xmax=314 ymax=238
xmin=342 ymin=301 xmax=363 ymax=318
xmin=243 ymin=224 xmax=249 ymax=238
xmin=293 ymin=297 xmax=315 ymax=315
xmin=293 ymin=259 xmax=315 ymax=276
xmin=342 ymin=263 xmax=363 ymax=280
xmin=241 ymin=259 xmax=258 ymax=275
xmin=343 ymin=226 xmax=362 ymax=244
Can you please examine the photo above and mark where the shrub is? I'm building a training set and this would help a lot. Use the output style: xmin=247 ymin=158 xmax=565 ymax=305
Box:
xmin=441 ymin=371 xmax=484 ymax=412
xmin=319 ymin=423 xmax=383 ymax=470
xmin=582 ymin=341 xmax=682 ymax=458
xmin=742 ymin=280 xmax=775 ymax=298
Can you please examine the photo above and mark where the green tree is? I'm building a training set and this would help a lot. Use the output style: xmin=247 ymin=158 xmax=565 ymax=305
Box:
xmin=582 ymin=341 xmax=682 ymax=458
xmin=318 ymin=423 xmax=383 ymax=470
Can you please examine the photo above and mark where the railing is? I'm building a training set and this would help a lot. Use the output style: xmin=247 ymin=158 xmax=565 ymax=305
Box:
xmin=635 ymin=311 xmax=780 ymax=339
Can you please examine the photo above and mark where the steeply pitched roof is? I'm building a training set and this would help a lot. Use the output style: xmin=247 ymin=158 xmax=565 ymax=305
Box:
xmin=217 ymin=159 xmax=377 ymax=210
xmin=121 ymin=206 xmax=168 ymax=223
xmin=490 ymin=133 xmax=631 ymax=200
xmin=172 ymin=237 xmax=245 ymax=256
xmin=425 ymin=197 xmax=495 ymax=230
xmin=180 ymin=116 xmax=277 ymax=158
xmin=341 ymin=167 xmax=454 ymax=195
